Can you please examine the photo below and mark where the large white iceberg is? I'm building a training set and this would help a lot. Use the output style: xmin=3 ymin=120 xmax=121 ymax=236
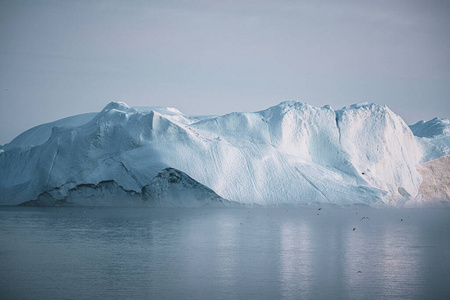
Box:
xmin=0 ymin=101 xmax=448 ymax=206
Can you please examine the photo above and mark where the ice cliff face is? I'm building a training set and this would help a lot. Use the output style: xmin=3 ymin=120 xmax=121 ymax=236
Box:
xmin=142 ymin=168 xmax=238 ymax=207
xmin=19 ymin=167 xmax=233 ymax=207
xmin=415 ymin=155 xmax=450 ymax=206
xmin=0 ymin=101 xmax=445 ymax=207
xmin=409 ymin=118 xmax=450 ymax=162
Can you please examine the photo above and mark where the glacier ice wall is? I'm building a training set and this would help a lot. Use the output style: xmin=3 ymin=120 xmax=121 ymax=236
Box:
xmin=409 ymin=118 xmax=450 ymax=162
xmin=0 ymin=101 xmax=435 ymax=206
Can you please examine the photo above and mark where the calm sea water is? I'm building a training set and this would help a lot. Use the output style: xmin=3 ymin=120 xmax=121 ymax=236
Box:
xmin=1 ymin=206 xmax=449 ymax=299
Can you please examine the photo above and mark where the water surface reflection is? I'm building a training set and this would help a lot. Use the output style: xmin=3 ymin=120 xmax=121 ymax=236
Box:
xmin=1 ymin=207 xmax=449 ymax=299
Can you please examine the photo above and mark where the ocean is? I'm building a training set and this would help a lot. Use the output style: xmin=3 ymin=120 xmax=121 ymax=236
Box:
xmin=1 ymin=206 xmax=449 ymax=299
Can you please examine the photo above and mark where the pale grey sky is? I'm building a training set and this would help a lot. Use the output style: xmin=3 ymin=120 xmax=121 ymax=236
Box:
xmin=1 ymin=0 xmax=449 ymax=144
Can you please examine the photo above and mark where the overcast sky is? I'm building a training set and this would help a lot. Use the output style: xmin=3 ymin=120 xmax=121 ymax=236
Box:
xmin=1 ymin=0 xmax=449 ymax=144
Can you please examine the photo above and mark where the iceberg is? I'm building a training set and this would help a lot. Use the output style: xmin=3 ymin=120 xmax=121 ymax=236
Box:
xmin=409 ymin=117 xmax=450 ymax=162
xmin=0 ymin=101 xmax=448 ymax=207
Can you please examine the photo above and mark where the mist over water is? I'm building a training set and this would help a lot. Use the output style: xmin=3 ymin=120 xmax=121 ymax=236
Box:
xmin=1 ymin=206 xmax=449 ymax=299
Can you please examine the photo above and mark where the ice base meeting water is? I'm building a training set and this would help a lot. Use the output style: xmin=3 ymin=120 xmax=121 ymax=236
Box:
xmin=1 ymin=206 xmax=449 ymax=299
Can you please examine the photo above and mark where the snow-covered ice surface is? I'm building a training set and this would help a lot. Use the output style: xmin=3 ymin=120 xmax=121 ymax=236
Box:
xmin=0 ymin=101 xmax=448 ymax=206
xmin=410 ymin=117 xmax=450 ymax=138
xmin=2 ymin=112 xmax=97 ymax=151
xmin=409 ymin=118 xmax=450 ymax=162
